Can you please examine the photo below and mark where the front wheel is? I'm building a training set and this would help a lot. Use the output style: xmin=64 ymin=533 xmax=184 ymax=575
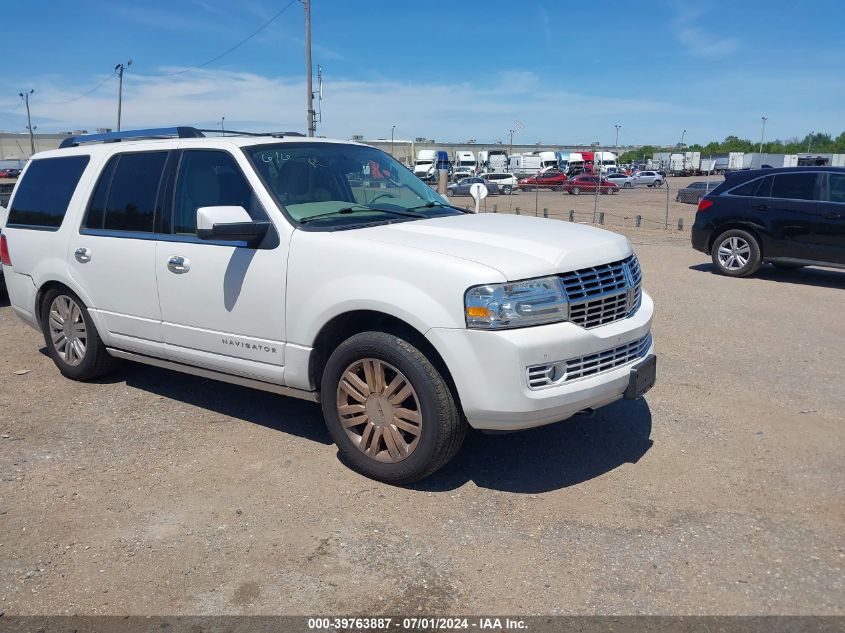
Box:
xmin=502 ymin=185 xmax=512 ymax=195
xmin=624 ymin=182 xmax=632 ymax=189
xmin=711 ymin=229 xmax=762 ymax=277
xmin=41 ymin=288 xmax=120 ymax=380
xmin=321 ymin=331 xmax=467 ymax=484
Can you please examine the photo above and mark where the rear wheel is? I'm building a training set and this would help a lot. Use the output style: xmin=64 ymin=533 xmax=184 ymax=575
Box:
xmin=502 ymin=185 xmax=512 ymax=195
xmin=571 ymin=187 xmax=581 ymax=195
xmin=711 ymin=229 xmax=762 ymax=277
xmin=321 ymin=331 xmax=466 ymax=484
xmin=41 ymin=288 xmax=120 ymax=380
xmin=624 ymin=182 xmax=632 ymax=189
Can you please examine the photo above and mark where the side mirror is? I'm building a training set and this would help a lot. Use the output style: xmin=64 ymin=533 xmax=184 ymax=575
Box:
xmin=196 ymin=206 xmax=270 ymax=247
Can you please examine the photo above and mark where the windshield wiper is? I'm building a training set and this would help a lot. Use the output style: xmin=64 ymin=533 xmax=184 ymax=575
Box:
xmin=299 ymin=205 xmax=424 ymax=225
xmin=405 ymin=200 xmax=470 ymax=213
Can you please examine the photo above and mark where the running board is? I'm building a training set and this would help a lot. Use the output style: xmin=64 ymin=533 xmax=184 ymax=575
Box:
xmin=106 ymin=348 xmax=320 ymax=403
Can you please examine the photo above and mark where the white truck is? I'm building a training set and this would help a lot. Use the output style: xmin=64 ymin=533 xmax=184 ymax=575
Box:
xmin=413 ymin=149 xmax=438 ymax=180
xmin=509 ymin=152 xmax=558 ymax=177
xmin=746 ymin=153 xmax=799 ymax=169
xmin=713 ymin=152 xmax=745 ymax=173
xmin=452 ymin=151 xmax=477 ymax=180
xmin=1 ymin=127 xmax=655 ymax=484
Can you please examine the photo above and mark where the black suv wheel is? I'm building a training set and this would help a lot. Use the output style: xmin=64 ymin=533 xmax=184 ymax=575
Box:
xmin=711 ymin=229 xmax=762 ymax=277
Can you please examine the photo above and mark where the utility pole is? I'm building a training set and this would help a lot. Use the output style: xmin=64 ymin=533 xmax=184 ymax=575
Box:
xmin=19 ymin=90 xmax=34 ymax=156
xmin=680 ymin=129 xmax=686 ymax=147
xmin=807 ymin=131 xmax=814 ymax=153
xmin=304 ymin=0 xmax=315 ymax=137
xmin=391 ymin=125 xmax=395 ymax=156
xmin=115 ymin=60 xmax=132 ymax=132
xmin=759 ymin=116 xmax=767 ymax=155
xmin=508 ymin=129 xmax=514 ymax=171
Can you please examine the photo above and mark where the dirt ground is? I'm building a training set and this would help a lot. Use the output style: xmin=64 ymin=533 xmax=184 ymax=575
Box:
xmin=0 ymin=220 xmax=843 ymax=616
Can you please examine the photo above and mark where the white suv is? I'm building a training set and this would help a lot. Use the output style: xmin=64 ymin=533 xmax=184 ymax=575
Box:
xmin=0 ymin=128 xmax=655 ymax=483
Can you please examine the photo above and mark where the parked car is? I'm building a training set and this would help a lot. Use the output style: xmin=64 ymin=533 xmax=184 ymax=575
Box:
xmin=445 ymin=177 xmax=499 ymax=197
xmin=691 ymin=167 xmax=845 ymax=277
xmin=564 ymin=174 xmax=619 ymax=195
xmin=1 ymin=127 xmax=655 ymax=483
xmin=0 ymin=169 xmax=11 ymax=178
xmin=605 ymin=173 xmax=636 ymax=189
xmin=676 ymin=181 xmax=722 ymax=204
xmin=478 ymin=172 xmax=517 ymax=195
xmin=516 ymin=170 xmax=567 ymax=191
xmin=633 ymin=171 xmax=664 ymax=187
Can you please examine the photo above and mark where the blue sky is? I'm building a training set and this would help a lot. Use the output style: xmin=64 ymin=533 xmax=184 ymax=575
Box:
xmin=1 ymin=0 xmax=843 ymax=146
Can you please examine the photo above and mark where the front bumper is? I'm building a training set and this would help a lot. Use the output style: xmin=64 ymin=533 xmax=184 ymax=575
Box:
xmin=426 ymin=292 xmax=654 ymax=431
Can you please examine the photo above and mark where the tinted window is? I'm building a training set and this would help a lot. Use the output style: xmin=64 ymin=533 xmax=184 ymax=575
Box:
xmin=7 ymin=156 xmax=90 ymax=228
xmin=86 ymin=152 xmax=167 ymax=232
xmin=771 ymin=173 xmax=817 ymax=201
xmin=825 ymin=173 xmax=845 ymax=203
xmin=172 ymin=150 xmax=257 ymax=235
xmin=729 ymin=177 xmax=763 ymax=197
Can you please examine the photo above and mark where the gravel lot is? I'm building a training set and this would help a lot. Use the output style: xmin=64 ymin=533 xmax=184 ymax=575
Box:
xmin=0 ymin=222 xmax=843 ymax=616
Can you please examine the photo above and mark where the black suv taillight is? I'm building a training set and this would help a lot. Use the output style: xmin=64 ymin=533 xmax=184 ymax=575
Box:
xmin=697 ymin=199 xmax=714 ymax=213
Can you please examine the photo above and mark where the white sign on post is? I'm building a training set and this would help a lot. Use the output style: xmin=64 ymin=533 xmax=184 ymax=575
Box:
xmin=469 ymin=182 xmax=488 ymax=213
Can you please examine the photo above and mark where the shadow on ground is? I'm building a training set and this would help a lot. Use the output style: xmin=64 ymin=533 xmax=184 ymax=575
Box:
xmin=413 ymin=398 xmax=653 ymax=494
xmin=118 ymin=362 xmax=332 ymax=445
xmin=689 ymin=263 xmax=845 ymax=290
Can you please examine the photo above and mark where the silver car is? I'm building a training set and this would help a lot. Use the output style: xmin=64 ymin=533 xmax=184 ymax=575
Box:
xmin=605 ymin=173 xmax=636 ymax=189
xmin=634 ymin=171 xmax=665 ymax=187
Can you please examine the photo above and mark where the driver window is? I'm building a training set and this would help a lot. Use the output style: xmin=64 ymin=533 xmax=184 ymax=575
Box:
xmin=172 ymin=150 xmax=262 ymax=235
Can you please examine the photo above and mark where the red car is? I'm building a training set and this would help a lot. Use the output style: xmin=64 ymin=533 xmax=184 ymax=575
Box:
xmin=516 ymin=170 xmax=567 ymax=191
xmin=564 ymin=174 xmax=619 ymax=195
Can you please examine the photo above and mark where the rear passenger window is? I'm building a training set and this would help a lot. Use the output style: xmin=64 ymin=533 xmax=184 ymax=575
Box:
xmin=728 ymin=178 xmax=762 ymax=197
xmin=771 ymin=173 xmax=817 ymax=201
xmin=172 ymin=150 xmax=260 ymax=235
xmin=7 ymin=156 xmax=90 ymax=229
xmin=83 ymin=151 xmax=168 ymax=232
xmin=826 ymin=174 xmax=845 ymax=203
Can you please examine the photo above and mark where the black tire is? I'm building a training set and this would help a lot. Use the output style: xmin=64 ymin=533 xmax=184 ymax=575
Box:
xmin=624 ymin=182 xmax=632 ymax=189
xmin=571 ymin=187 xmax=581 ymax=195
xmin=710 ymin=229 xmax=762 ymax=277
xmin=320 ymin=331 xmax=466 ymax=484
xmin=40 ymin=287 xmax=120 ymax=381
xmin=502 ymin=185 xmax=512 ymax=195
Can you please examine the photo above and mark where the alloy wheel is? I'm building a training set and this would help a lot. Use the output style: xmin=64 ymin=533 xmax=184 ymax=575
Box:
xmin=336 ymin=358 xmax=422 ymax=463
xmin=48 ymin=295 xmax=87 ymax=366
xmin=717 ymin=236 xmax=751 ymax=271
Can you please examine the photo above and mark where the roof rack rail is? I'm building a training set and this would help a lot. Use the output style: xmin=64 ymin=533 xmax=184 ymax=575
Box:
xmin=59 ymin=126 xmax=205 ymax=148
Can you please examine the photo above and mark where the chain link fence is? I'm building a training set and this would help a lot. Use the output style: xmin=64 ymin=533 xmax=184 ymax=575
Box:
xmin=441 ymin=174 xmax=723 ymax=232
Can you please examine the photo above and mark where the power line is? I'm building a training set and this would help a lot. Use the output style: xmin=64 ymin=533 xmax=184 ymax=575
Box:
xmin=153 ymin=0 xmax=298 ymax=77
xmin=39 ymin=70 xmax=118 ymax=105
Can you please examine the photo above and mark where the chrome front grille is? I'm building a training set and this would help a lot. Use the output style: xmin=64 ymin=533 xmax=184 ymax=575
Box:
xmin=559 ymin=255 xmax=642 ymax=328
xmin=526 ymin=333 xmax=652 ymax=390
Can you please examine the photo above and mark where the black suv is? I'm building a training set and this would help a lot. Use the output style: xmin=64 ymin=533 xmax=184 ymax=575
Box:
xmin=691 ymin=167 xmax=845 ymax=277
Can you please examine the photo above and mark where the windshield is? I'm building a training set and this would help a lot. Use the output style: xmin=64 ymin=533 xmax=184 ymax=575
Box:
xmin=245 ymin=143 xmax=458 ymax=228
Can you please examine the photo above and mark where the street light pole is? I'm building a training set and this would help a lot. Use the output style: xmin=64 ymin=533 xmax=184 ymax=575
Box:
xmin=508 ymin=129 xmax=515 ymax=172
xmin=220 ymin=116 xmax=226 ymax=136
xmin=18 ymin=89 xmax=34 ymax=155
xmin=680 ymin=129 xmax=686 ymax=147
xmin=614 ymin=124 xmax=621 ymax=159
xmin=115 ymin=60 xmax=132 ymax=132
xmin=807 ymin=131 xmax=814 ymax=153
xmin=391 ymin=125 xmax=395 ymax=157
xmin=759 ymin=116 xmax=767 ymax=155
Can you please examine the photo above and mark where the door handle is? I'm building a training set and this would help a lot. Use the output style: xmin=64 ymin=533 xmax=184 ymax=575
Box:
xmin=74 ymin=247 xmax=91 ymax=263
xmin=167 ymin=255 xmax=190 ymax=274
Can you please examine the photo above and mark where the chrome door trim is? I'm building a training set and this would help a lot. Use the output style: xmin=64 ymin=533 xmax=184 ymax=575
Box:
xmin=106 ymin=348 xmax=320 ymax=402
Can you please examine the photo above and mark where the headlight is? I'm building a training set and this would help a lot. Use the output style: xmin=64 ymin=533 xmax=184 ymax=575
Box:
xmin=465 ymin=277 xmax=569 ymax=329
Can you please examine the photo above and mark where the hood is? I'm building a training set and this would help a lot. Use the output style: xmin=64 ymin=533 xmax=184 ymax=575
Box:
xmin=345 ymin=213 xmax=632 ymax=280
